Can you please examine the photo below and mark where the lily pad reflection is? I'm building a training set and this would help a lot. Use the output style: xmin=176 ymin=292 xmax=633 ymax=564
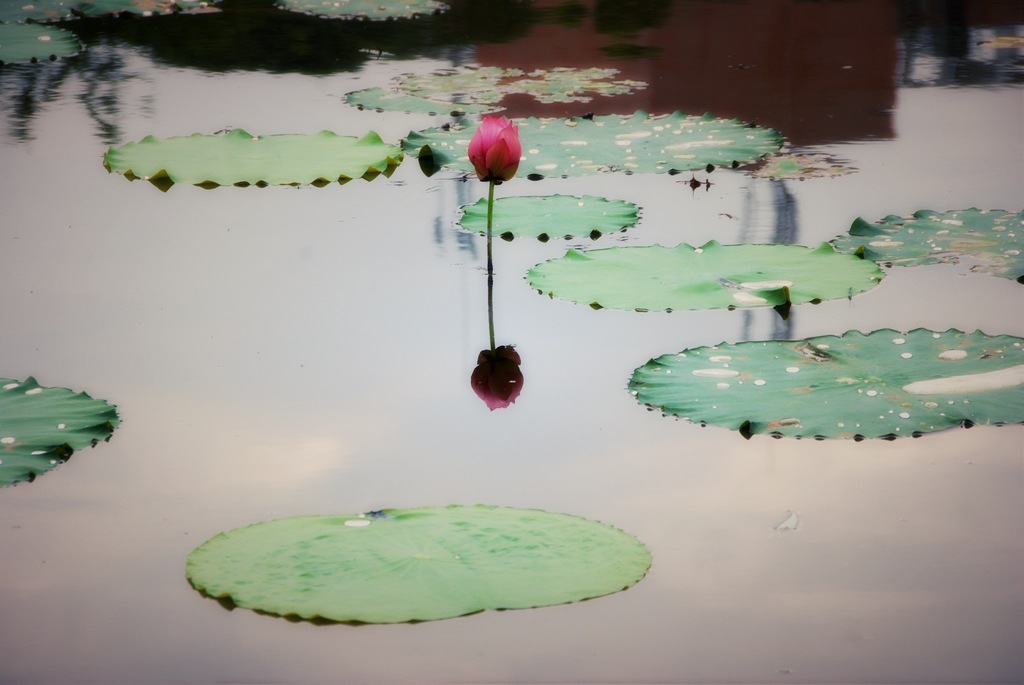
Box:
xmin=277 ymin=0 xmax=447 ymax=20
xmin=347 ymin=66 xmax=646 ymax=114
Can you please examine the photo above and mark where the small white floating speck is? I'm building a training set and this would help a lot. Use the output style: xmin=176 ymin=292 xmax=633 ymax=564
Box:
xmin=2 ymin=383 xmax=18 ymax=390
xmin=866 ymin=390 xmax=879 ymax=396
xmin=754 ymin=379 xmax=767 ymax=386
xmin=57 ymin=423 xmax=66 ymax=429
xmin=38 ymin=35 xmax=52 ymax=42
xmin=869 ymin=240 xmax=903 ymax=248
xmin=899 ymin=412 xmax=911 ymax=419
xmin=716 ymin=383 xmax=730 ymax=390
xmin=561 ymin=140 xmax=588 ymax=146
xmin=773 ymin=510 xmax=800 ymax=532
xmin=709 ymin=355 xmax=731 ymax=363
xmin=892 ymin=337 xmax=906 ymax=345
xmin=901 ymin=352 xmax=913 ymax=359
xmin=31 ymin=450 xmax=46 ymax=455
xmin=344 ymin=519 xmax=372 ymax=527
xmin=25 ymin=388 xmax=43 ymax=395
xmin=1 ymin=437 xmax=15 ymax=444
xmin=535 ymin=163 xmax=559 ymax=171
xmin=785 ymin=367 xmax=800 ymax=373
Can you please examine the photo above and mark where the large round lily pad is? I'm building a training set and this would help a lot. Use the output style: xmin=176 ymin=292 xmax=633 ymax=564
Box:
xmin=0 ymin=22 xmax=81 ymax=65
xmin=103 ymin=128 xmax=403 ymax=190
xmin=458 ymin=195 xmax=639 ymax=241
xmin=629 ymin=328 xmax=1024 ymax=440
xmin=405 ymin=110 xmax=784 ymax=178
xmin=346 ymin=66 xmax=646 ymax=114
xmin=528 ymin=241 xmax=883 ymax=312
xmin=1 ymin=377 xmax=120 ymax=487
xmin=830 ymin=208 xmax=1024 ymax=283
xmin=186 ymin=504 xmax=651 ymax=624
xmin=277 ymin=0 xmax=447 ymax=20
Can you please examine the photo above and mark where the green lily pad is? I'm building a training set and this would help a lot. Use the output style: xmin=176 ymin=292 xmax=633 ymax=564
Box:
xmin=277 ymin=0 xmax=447 ymax=20
xmin=186 ymin=504 xmax=651 ymax=624
xmin=528 ymin=241 xmax=883 ymax=312
xmin=830 ymin=208 xmax=1024 ymax=283
xmin=405 ymin=110 xmax=784 ymax=178
xmin=0 ymin=0 xmax=76 ymax=23
xmin=0 ymin=22 xmax=81 ymax=65
xmin=103 ymin=128 xmax=403 ymax=190
xmin=1 ymin=377 xmax=120 ymax=487
xmin=628 ymin=328 xmax=1024 ymax=440
xmin=0 ymin=0 xmax=216 ymax=21
xmin=74 ymin=0 xmax=216 ymax=15
xmin=346 ymin=87 xmax=493 ymax=115
xmin=458 ymin=195 xmax=639 ymax=241
xmin=346 ymin=66 xmax=646 ymax=114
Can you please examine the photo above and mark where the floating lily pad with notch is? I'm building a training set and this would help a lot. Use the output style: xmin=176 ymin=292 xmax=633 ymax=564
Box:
xmin=277 ymin=0 xmax=447 ymax=20
xmin=346 ymin=66 xmax=646 ymax=114
xmin=406 ymin=110 xmax=784 ymax=178
xmin=830 ymin=208 xmax=1024 ymax=283
xmin=104 ymin=129 xmax=403 ymax=190
xmin=186 ymin=504 xmax=651 ymax=624
xmin=1 ymin=377 xmax=120 ymax=487
xmin=0 ymin=22 xmax=81 ymax=65
xmin=459 ymin=195 xmax=639 ymax=241
xmin=528 ymin=241 xmax=883 ymax=312
xmin=628 ymin=328 xmax=1024 ymax=440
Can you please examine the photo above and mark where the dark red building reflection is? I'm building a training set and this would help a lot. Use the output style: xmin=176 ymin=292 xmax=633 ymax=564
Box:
xmin=474 ymin=0 xmax=900 ymax=146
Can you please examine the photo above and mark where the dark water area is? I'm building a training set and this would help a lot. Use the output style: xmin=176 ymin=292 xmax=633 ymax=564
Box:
xmin=0 ymin=1 xmax=1022 ymax=683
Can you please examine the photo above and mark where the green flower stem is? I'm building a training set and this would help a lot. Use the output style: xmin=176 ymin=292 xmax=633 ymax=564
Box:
xmin=486 ymin=180 xmax=496 ymax=352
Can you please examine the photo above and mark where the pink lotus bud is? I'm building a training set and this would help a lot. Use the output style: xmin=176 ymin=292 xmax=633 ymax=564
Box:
xmin=467 ymin=115 xmax=521 ymax=183
xmin=471 ymin=345 xmax=523 ymax=410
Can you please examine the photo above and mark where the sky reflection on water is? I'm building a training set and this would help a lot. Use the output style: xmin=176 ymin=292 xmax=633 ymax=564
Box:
xmin=0 ymin=1 xmax=1022 ymax=683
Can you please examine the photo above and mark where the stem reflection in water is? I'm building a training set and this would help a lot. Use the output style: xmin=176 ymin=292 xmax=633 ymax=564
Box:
xmin=471 ymin=179 xmax=523 ymax=411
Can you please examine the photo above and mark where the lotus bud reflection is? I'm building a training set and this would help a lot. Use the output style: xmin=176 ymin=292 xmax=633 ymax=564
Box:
xmin=468 ymin=115 xmax=521 ymax=183
xmin=471 ymin=345 xmax=524 ymax=410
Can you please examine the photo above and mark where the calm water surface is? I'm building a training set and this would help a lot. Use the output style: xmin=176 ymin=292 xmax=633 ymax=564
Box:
xmin=1 ymin=1 xmax=1022 ymax=683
